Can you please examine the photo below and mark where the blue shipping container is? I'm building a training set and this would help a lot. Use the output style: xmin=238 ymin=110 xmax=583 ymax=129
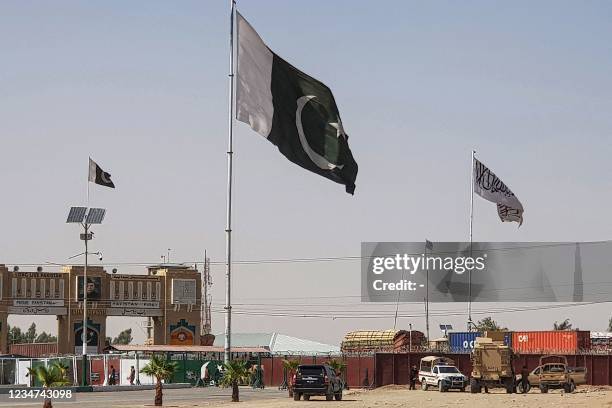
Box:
xmin=448 ymin=332 xmax=512 ymax=353
xmin=449 ymin=332 xmax=481 ymax=353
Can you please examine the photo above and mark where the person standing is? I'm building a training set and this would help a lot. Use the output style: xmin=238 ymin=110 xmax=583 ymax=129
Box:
xmin=129 ymin=366 xmax=136 ymax=385
xmin=520 ymin=365 xmax=530 ymax=393
xmin=409 ymin=365 xmax=418 ymax=390
xmin=109 ymin=365 xmax=116 ymax=385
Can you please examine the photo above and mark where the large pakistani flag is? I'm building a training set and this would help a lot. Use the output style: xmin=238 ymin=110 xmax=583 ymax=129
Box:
xmin=235 ymin=12 xmax=358 ymax=194
xmin=473 ymin=158 xmax=524 ymax=225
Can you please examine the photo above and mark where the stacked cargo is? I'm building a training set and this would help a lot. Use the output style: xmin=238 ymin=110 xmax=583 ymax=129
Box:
xmin=511 ymin=331 xmax=591 ymax=354
xmin=341 ymin=329 xmax=425 ymax=353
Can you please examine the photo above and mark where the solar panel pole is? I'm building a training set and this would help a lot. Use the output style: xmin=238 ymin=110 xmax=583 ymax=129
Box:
xmin=81 ymin=220 xmax=89 ymax=387
xmin=67 ymin=206 xmax=104 ymax=386
xmin=83 ymin=160 xmax=90 ymax=386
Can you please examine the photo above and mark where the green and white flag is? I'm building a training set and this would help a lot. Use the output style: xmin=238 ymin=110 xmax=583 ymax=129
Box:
xmin=235 ymin=12 xmax=358 ymax=194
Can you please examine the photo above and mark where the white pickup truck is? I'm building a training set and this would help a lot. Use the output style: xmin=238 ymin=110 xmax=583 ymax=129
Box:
xmin=418 ymin=356 xmax=468 ymax=392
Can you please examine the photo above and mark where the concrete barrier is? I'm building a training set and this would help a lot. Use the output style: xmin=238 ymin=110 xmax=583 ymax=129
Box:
xmin=92 ymin=383 xmax=192 ymax=392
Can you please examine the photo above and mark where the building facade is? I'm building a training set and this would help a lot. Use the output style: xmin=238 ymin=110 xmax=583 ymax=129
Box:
xmin=0 ymin=264 xmax=203 ymax=354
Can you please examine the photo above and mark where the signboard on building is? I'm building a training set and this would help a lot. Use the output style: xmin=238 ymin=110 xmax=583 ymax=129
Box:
xmin=171 ymin=279 xmax=196 ymax=305
xmin=8 ymin=306 xmax=67 ymax=315
xmin=110 ymin=301 xmax=159 ymax=309
xmin=107 ymin=308 xmax=163 ymax=317
xmin=13 ymin=299 xmax=64 ymax=307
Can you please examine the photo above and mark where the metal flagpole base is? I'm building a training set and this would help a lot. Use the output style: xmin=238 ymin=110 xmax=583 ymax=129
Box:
xmin=81 ymin=354 xmax=88 ymax=386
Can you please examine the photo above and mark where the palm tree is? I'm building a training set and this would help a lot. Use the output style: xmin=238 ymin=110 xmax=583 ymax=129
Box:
xmin=220 ymin=360 xmax=251 ymax=402
xmin=282 ymin=359 xmax=300 ymax=397
xmin=27 ymin=362 xmax=70 ymax=408
xmin=140 ymin=355 xmax=177 ymax=406
xmin=328 ymin=359 xmax=346 ymax=375
xmin=554 ymin=318 xmax=572 ymax=331
xmin=52 ymin=360 xmax=70 ymax=381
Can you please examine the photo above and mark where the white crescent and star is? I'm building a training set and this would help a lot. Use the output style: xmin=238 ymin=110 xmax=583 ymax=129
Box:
xmin=100 ymin=171 xmax=112 ymax=184
xmin=295 ymin=95 xmax=344 ymax=171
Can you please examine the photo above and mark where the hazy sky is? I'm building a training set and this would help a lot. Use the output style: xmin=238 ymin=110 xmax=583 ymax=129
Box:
xmin=1 ymin=1 xmax=611 ymax=345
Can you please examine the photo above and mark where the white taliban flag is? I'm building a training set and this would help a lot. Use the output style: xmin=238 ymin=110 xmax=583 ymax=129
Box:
xmin=473 ymin=158 xmax=524 ymax=226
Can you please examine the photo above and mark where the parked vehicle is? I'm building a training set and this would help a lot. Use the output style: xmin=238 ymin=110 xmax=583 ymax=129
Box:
xmin=418 ymin=356 xmax=467 ymax=392
xmin=292 ymin=364 xmax=343 ymax=401
xmin=470 ymin=337 xmax=515 ymax=393
xmin=516 ymin=356 xmax=586 ymax=393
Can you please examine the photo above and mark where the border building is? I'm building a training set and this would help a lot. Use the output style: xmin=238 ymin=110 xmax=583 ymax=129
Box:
xmin=0 ymin=264 xmax=205 ymax=354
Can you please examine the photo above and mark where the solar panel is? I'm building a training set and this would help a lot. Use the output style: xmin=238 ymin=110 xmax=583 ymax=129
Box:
xmin=86 ymin=208 xmax=106 ymax=224
xmin=66 ymin=207 xmax=87 ymax=223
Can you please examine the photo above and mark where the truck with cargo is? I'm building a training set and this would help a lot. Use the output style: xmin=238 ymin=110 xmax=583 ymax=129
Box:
xmin=470 ymin=337 xmax=515 ymax=393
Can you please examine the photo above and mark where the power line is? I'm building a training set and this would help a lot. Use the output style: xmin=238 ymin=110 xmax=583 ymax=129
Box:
xmin=209 ymin=300 xmax=611 ymax=319
xmin=5 ymin=240 xmax=610 ymax=268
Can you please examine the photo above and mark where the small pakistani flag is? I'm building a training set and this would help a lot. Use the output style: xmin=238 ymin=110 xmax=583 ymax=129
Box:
xmin=235 ymin=12 xmax=358 ymax=194
xmin=88 ymin=158 xmax=115 ymax=188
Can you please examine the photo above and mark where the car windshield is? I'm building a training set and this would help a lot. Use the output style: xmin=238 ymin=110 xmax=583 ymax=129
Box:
xmin=437 ymin=366 xmax=460 ymax=374
xmin=299 ymin=367 xmax=324 ymax=376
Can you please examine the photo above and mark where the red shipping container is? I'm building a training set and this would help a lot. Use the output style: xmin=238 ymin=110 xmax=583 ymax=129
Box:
xmin=512 ymin=331 xmax=590 ymax=354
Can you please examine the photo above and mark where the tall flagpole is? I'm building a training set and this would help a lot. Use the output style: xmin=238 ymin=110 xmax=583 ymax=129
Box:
xmin=224 ymin=0 xmax=236 ymax=364
xmin=468 ymin=150 xmax=475 ymax=331
xmin=425 ymin=240 xmax=429 ymax=342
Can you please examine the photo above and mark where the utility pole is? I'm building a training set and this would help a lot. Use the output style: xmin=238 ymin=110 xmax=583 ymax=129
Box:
xmin=201 ymin=252 xmax=212 ymax=338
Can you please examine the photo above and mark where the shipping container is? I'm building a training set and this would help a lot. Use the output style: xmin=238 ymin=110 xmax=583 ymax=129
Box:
xmin=9 ymin=343 xmax=58 ymax=358
xmin=449 ymin=332 xmax=481 ymax=353
xmin=511 ymin=331 xmax=591 ymax=354
xmin=448 ymin=332 xmax=512 ymax=353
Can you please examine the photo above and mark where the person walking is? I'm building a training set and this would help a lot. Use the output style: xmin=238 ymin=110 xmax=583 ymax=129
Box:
xmin=409 ymin=365 xmax=418 ymax=390
xmin=109 ymin=365 xmax=116 ymax=385
xmin=129 ymin=366 xmax=136 ymax=385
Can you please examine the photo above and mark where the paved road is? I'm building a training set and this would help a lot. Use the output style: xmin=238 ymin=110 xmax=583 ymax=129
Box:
xmin=0 ymin=387 xmax=287 ymax=408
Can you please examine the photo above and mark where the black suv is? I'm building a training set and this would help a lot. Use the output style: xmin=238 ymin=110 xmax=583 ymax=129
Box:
xmin=293 ymin=364 xmax=343 ymax=401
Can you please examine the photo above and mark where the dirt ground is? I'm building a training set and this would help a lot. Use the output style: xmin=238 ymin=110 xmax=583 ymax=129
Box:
xmin=207 ymin=385 xmax=612 ymax=408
